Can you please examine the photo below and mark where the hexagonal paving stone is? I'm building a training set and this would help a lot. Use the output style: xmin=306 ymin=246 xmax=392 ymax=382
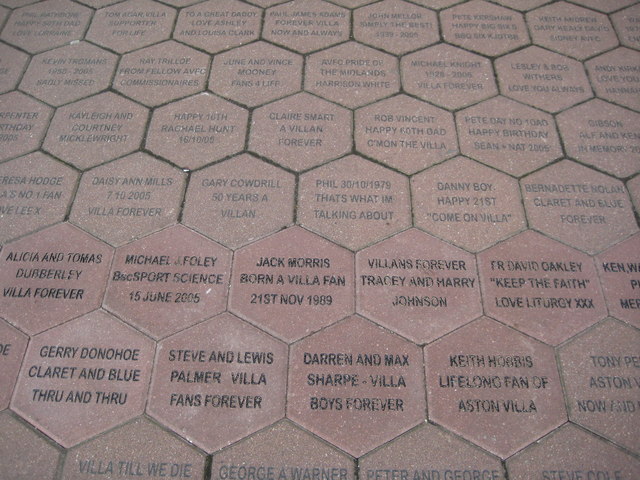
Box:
xmin=330 ymin=0 xmax=375 ymax=6
xmin=457 ymin=96 xmax=561 ymax=177
xmin=441 ymin=0 xmax=529 ymax=56
xmin=0 ymin=152 xmax=78 ymax=244
xmin=527 ymin=2 xmax=618 ymax=60
xmin=360 ymin=423 xmax=505 ymax=480
xmin=173 ymin=0 xmax=261 ymax=54
xmin=557 ymin=99 xmax=640 ymax=178
xmin=155 ymin=0 xmax=199 ymax=6
xmin=114 ymin=41 xmax=209 ymax=107
xmin=0 ymin=412 xmax=61 ymax=480
xmin=104 ymin=225 xmax=232 ymax=339
xmin=558 ymin=318 xmax=640 ymax=454
xmin=0 ymin=0 xmax=38 ymax=6
xmin=69 ymin=153 xmax=186 ymax=246
xmin=11 ymin=310 xmax=155 ymax=447
xmin=508 ymin=424 xmax=640 ymax=479
xmin=0 ymin=0 xmax=92 ymax=53
xmin=63 ymin=417 xmax=207 ymax=479
xmin=298 ymin=155 xmax=412 ymax=250
xmin=148 ymin=313 xmax=287 ymax=452
xmin=248 ymin=0 xmax=288 ymax=6
xmin=628 ymin=174 xmax=640 ymax=211
xmin=425 ymin=317 xmax=566 ymax=459
xmin=76 ymin=0 xmax=121 ymax=7
xmin=146 ymin=93 xmax=248 ymax=169
xmin=612 ymin=4 xmax=640 ymax=50
xmin=496 ymin=46 xmax=593 ymax=113
xmin=42 ymin=92 xmax=148 ymax=170
xmin=586 ymin=48 xmax=640 ymax=112
xmin=355 ymin=94 xmax=458 ymax=174
xmin=521 ymin=160 xmax=638 ymax=254
xmin=20 ymin=42 xmax=117 ymax=107
xmin=0 ymin=43 xmax=28 ymax=94
xmin=490 ymin=0 xmax=549 ymax=10
xmin=229 ymin=226 xmax=354 ymax=342
xmin=183 ymin=154 xmax=296 ymax=248
xmin=249 ymin=92 xmax=352 ymax=172
xmin=209 ymin=41 xmax=303 ymax=107
xmin=263 ymin=0 xmax=350 ymax=53
xmin=412 ymin=157 xmax=526 ymax=252
xmin=288 ymin=315 xmax=426 ymax=457
xmin=595 ymin=234 xmax=640 ymax=328
xmin=401 ymin=43 xmax=498 ymax=110
xmin=0 ymin=223 xmax=113 ymax=335
xmin=353 ymin=0 xmax=439 ymax=55
xmin=0 ymin=92 xmax=52 ymax=162
xmin=568 ymin=0 xmax=636 ymax=13
xmin=357 ymin=229 xmax=482 ymax=344
xmin=305 ymin=42 xmax=400 ymax=109
xmin=478 ymin=230 xmax=607 ymax=345
xmin=86 ymin=0 xmax=176 ymax=54
xmin=0 ymin=319 xmax=27 ymax=410
xmin=211 ymin=421 xmax=356 ymax=480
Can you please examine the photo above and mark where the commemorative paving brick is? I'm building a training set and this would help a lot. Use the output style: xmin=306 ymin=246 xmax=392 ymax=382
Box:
xmin=478 ymin=230 xmax=607 ymax=345
xmin=104 ymin=225 xmax=232 ymax=339
xmin=86 ymin=0 xmax=176 ymax=54
xmin=173 ymin=0 xmax=261 ymax=54
xmin=298 ymin=155 xmax=412 ymax=250
xmin=456 ymin=96 xmax=561 ymax=177
xmin=0 ymin=43 xmax=28 ymax=94
xmin=147 ymin=313 xmax=287 ymax=452
xmin=76 ymin=0 xmax=120 ymax=7
xmin=490 ymin=0 xmax=549 ymax=10
xmin=0 ymin=0 xmax=91 ymax=53
xmin=249 ymin=92 xmax=352 ymax=172
xmin=412 ymin=156 xmax=526 ymax=252
xmin=0 ymin=319 xmax=27 ymax=410
xmin=586 ymin=47 xmax=640 ymax=112
xmin=356 ymin=229 xmax=482 ymax=344
xmin=288 ymin=315 xmax=426 ymax=457
xmin=11 ymin=310 xmax=155 ymax=447
xmin=570 ymin=0 xmax=637 ymax=13
xmin=183 ymin=153 xmax=295 ymax=248
xmin=400 ymin=43 xmax=498 ymax=110
xmin=557 ymin=99 xmax=640 ymax=178
xmin=63 ymin=417 xmax=206 ymax=480
xmin=69 ymin=153 xmax=185 ymax=247
xmin=42 ymin=92 xmax=148 ymax=170
xmin=526 ymin=2 xmax=618 ymax=60
xmin=209 ymin=41 xmax=303 ymax=108
xmin=263 ymin=0 xmax=350 ymax=53
xmin=496 ymin=46 xmax=593 ymax=113
xmin=521 ymin=160 xmax=639 ymax=254
xmin=425 ymin=317 xmax=566 ymax=459
xmin=557 ymin=318 xmax=640 ymax=455
xmin=441 ymin=0 xmax=530 ymax=56
xmin=628 ymin=174 xmax=640 ymax=211
xmin=353 ymin=0 xmax=439 ymax=55
xmin=19 ymin=42 xmax=117 ymax=107
xmin=0 ymin=223 xmax=113 ymax=335
xmin=211 ymin=422 xmax=356 ymax=480
xmin=146 ymin=92 xmax=248 ymax=170
xmin=612 ymin=4 xmax=640 ymax=50
xmin=229 ymin=226 xmax=354 ymax=342
xmin=0 ymin=91 xmax=52 ymax=162
xmin=355 ymin=94 xmax=458 ymax=175
xmin=331 ymin=0 xmax=375 ymax=7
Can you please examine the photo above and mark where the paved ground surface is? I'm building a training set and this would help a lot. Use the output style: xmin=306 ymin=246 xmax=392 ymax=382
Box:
xmin=0 ymin=0 xmax=639 ymax=478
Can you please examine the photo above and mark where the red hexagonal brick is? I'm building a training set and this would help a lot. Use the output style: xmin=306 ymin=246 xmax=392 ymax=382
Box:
xmin=147 ymin=313 xmax=287 ymax=452
xmin=355 ymin=95 xmax=458 ymax=174
xmin=401 ymin=43 xmax=498 ymax=110
xmin=288 ymin=315 xmax=426 ymax=457
xmin=305 ymin=42 xmax=400 ymax=108
xmin=457 ymin=96 xmax=561 ymax=177
xmin=586 ymin=48 xmax=640 ymax=112
xmin=11 ymin=310 xmax=155 ymax=447
xmin=183 ymin=153 xmax=296 ymax=248
xmin=104 ymin=225 xmax=232 ymax=339
xmin=612 ymin=4 xmax=640 ymax=50
xmin=521 ymin=160 xmax=638 ymax=254
xmin=425 ymin=317 xmax=566 ymax=459
xmin=354 ymin=0 xmax=439 ymax=55
xmin=0 ymin=43 xmax=28 ymax=94
xmin=0 ymin=92 xmax=52 ymax=162
xmin=249 ymin=92 xmax=352 ymax=172
xmin=478 ymin=230 xmax=607 ymax=345
xmin=0 ymin=319 xmax=28 ymax=410
xmin=299 ymin=155 xmax=412 ymax=250
xmin=0 ymin=223 xmax=113 ymax=335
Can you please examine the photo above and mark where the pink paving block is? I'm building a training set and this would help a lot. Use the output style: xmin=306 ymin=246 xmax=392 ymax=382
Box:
xmin=0 ymin=91 xmax=52 ymax=162
xmin=425 ymin=317 xmax=566 ymax=459
xmin=0 ymin=43 xmax=28 ymax=94
xmin=586 ymin=47 xmax=640 ymax=112
xmin=0 ymin=319 xmax=28 ymax=410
